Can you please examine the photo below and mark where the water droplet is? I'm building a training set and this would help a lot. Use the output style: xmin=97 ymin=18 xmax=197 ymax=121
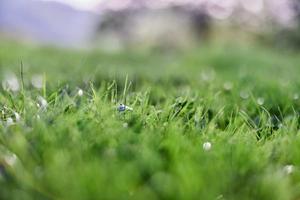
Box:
xmin=31 ymin=74 xmax=43 ymax=89
xmin=240 ymin=91 xmax=249 ymax=99
xmin=293 ymin=93 xmax=299 ymax=100
xmin=223 ymin=82 xmax=233 ymax=91
xmin=14 ymin=112 xmax=21 ymax=122
xmin=203 ymin=142 xmax=212 ymax=151
xmin=4 ymin=153 xmax=17 ymax=166
xmin=2 ymin=72 xmax=19 ymax=92
xmin=37 ymin=96 xmax=48 ymax=110
xmin=283 ymin=165 xmax=294 ymax=175
xmin=77 ymin=89 xmax=83 ymax=96
xmin=257 ymin=97 xmax=264 ymax=105
xmin=123 ymin=122 xmax=128 ymax=128
xmin=6 ymin=118 xmax=14 ymax=127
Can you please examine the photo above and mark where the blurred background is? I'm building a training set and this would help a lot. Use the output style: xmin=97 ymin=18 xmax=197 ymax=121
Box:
xmin=1 ymin=0 xmax=300 ymax=51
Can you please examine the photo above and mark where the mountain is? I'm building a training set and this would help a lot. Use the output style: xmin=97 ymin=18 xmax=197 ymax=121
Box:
xmin=0 ymin=0 xmax=99 ymax=47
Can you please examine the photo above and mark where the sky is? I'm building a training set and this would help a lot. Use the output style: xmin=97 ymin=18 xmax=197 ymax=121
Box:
xmin=42 ymin=0 xmax=103 ymax=11
xmin=41 ymin=0 xmax=267 ymax=13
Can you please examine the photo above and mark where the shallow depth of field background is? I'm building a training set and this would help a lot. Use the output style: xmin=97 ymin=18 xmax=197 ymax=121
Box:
xmin=1 ymin=0 xmax=300 ymax=50
xmin=2 ymin=1 xmax=300 ymax=200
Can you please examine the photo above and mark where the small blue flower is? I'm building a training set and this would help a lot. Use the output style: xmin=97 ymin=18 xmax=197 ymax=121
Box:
xmin=118 ymin=104 xmax=126 ymax=112
xmin=117 ymin=104 xmax=133 ymax=112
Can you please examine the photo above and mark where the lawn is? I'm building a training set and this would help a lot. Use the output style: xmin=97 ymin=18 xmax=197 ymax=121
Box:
xmin=1 ymin=41 xmax=300 ymax=200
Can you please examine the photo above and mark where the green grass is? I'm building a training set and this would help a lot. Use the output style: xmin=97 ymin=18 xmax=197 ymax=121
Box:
xmin=1 ymin=41 xmax=300 ymax=200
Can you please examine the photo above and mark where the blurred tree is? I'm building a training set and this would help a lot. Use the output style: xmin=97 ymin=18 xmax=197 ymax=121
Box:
xmin=273 ymin=0 xmax=300 ymax=49
xmin=283 ymin=0 xmax=300 ymax=48
xmin=94 ymin=5 xmax=211 ymax=51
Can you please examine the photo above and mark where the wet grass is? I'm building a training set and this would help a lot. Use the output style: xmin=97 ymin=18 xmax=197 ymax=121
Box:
xmin=1 ymin=41 xmax=300 ymax=199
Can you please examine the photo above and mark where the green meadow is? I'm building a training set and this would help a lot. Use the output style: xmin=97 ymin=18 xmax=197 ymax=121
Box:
xmin=1 ymin=41 xmax=300 ymax=199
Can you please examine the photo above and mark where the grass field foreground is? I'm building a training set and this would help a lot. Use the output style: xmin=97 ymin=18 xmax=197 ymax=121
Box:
xmin=1 ymin=42 xmax=300 ymax=199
